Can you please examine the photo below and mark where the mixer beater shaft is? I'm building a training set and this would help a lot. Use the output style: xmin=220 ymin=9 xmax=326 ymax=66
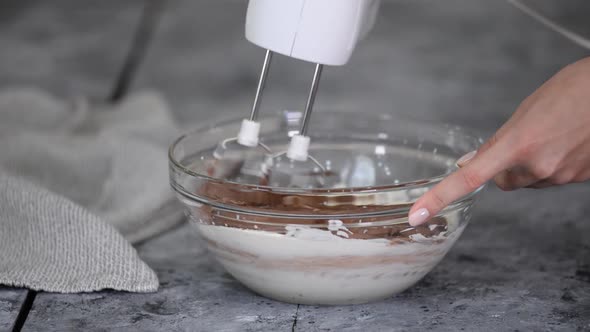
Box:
xmin=249 ymin=49 xmax=273 ymax=122
xmin=300 ymin=63 xmax=323 ymax=136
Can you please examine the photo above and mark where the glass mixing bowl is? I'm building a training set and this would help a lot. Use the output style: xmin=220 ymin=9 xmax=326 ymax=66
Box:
xmin=169 ymin=110 xmax=483 ymax=305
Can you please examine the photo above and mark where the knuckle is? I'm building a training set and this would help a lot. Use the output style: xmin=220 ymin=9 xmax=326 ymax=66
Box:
xmin=494 ymin=176 xmax=513 ymax=191
xmin=531 ymin=180 xmax=552 ymax=189
xmin=515 ymin=140 xmax=539 ymax=160
xmin=573 ymin=170 xmax=590 ymax=183
xmin=496 ymin=183 xmax=513 ymax=191
xmin=480 ymin=133 xmax=499 ymax=152
xmin=460 ymin=169 xmax=484 ymax=191
xmin=429 ymin=190 xmax=446 ymax=211
xmin=487 ymin=132 xmax=499 ymax=148
xmin=551 ymin=170 xmax=575 ymax=185
xmin=531 ymin=162 xmax=557 ymax=180
xmin=513 ymin=130 xmax=545 ymax=161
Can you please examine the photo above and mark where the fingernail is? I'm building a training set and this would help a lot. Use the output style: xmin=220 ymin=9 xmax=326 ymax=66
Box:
xmin=457 ymin=150 xmax=477 ymax=167
xmin=409 ymin=208 xmax=430 ymax=226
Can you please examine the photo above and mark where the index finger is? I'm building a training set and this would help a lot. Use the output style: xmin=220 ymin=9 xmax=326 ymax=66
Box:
xmin=408 ymin=141 xmax=513 ymax=226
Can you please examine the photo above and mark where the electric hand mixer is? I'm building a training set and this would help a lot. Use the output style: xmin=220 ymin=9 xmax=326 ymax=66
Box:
xmin=209 ymin=0 xmax=381 ymax=188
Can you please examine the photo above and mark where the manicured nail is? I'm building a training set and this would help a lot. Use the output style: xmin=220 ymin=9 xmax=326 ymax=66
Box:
xmin=409 ymin=208 xmax=430 ymax=226
xmin=457 ymin=150 xmax=477 ymax=167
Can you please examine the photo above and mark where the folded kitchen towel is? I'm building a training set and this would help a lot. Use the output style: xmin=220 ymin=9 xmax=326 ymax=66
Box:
xmin=0 ymin=87 xmax=184 ymax=293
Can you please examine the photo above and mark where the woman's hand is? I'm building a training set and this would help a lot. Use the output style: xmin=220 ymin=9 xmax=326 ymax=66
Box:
xmin=409 ymin=57 xmax=590 ymax=226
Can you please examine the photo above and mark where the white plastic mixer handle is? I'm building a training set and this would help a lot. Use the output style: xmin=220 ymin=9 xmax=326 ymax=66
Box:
xmin=245 ymin=0 xmax=381 ymax=66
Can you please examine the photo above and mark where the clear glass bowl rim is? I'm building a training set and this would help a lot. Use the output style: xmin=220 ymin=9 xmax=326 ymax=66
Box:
xmin=169 ymin=111 xmax=484 ymax=218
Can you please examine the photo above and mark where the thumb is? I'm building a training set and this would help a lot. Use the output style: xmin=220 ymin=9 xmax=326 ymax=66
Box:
xmin=408 ymin=141 xmax=512 ymax=226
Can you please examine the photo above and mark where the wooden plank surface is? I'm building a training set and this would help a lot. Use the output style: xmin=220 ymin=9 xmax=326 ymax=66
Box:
xmin=23 ymin=185 xmax=590 ymax=331
xmin=25 ymin=225 xmax=298 ymax=331
xmin=0 ymin=288 xmax=26 ymax=331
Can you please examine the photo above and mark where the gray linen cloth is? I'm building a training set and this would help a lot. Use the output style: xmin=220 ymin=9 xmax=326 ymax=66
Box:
xmin=0 ymin=87 xmax=184 ymax=292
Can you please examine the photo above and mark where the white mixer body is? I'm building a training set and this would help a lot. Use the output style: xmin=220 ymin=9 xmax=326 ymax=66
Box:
xmin=245 ymin=0 xmax=381 ymax=66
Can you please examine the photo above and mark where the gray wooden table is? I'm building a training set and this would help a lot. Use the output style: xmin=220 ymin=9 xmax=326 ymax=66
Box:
xmin=1 ymin=1 xmax=589 ymax=331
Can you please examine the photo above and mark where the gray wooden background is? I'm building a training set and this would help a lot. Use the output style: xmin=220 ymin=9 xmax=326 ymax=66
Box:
xmin=1 ymin=1 xmax=589 ymax=331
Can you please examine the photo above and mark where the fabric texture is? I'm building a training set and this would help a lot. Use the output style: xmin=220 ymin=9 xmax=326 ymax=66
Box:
xmin=0 ymin=87 xmax=184 ymax=293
